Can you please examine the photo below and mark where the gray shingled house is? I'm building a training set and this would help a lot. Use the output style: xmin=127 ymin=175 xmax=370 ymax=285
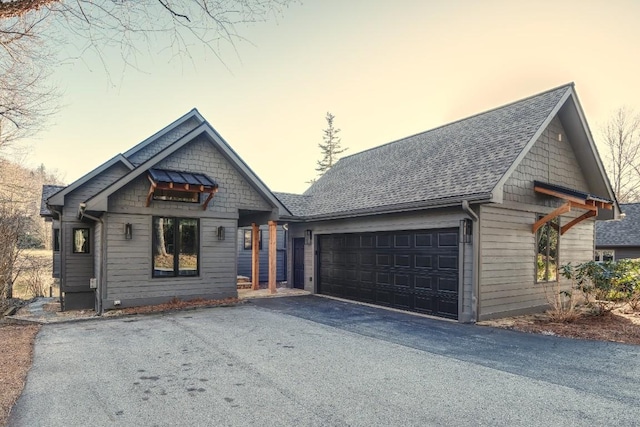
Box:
xmin=42 ymin=109 xmax=289 ymax=311
xmin=596 ymin=203 xmax=640 ymax=261
xmin=277 ymin=84 xmax=619 ymax=322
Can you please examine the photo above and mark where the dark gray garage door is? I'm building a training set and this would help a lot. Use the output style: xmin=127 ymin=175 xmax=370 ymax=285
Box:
xmin=318 ymin=229 xmax=459 ymax=319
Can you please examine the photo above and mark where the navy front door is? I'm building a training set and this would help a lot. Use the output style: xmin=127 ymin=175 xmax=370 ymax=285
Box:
xmin=293 ymin=238 xmax=305 ymax=289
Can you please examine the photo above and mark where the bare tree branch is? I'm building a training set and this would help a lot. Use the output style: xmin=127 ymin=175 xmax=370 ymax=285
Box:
xmin=601 ymin=107 xmax=640 ymax=202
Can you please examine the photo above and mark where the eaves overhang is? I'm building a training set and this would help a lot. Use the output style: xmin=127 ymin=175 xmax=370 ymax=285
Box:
xmin=291 ymin=192 xmax=493 ymax=222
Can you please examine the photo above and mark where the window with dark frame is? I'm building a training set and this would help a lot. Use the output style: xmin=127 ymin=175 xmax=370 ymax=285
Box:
xmin=152 ymin=217 xmax=199 ymax=278
xmin=536 ymin=216 xmax=559 ymax=282
xmin=53 ymin=229 xmax=60 ymax=252
xmin=243 ymin=229 xmax=262 ymax=250
xmin=594 ymin=249 xmax=615 ymax=262
xmin=72 ymin=228 xmax=90 ymax=254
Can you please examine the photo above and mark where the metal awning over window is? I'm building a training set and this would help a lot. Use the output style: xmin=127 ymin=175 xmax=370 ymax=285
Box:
xmin=146 ymin=168 xmax=219 ymax=210
xmin=532 ymin=180 xmax=613 ymax=235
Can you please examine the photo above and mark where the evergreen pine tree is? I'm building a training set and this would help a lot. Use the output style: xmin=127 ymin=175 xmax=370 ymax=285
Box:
xmin=315 ymin=112 xmax=347 ymax=177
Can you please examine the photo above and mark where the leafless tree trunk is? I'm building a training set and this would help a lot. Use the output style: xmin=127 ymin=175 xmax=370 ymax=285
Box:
xmin=601 ymin=107 xmax=640 ymax=202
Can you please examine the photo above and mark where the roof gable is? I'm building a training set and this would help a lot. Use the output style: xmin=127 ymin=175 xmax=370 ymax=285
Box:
xmin=84 ymin=121 xmax=290 ymax=215
xmin=298 ymin=84 xmax=578 ymax=219
xmin=123 ymin=108 xmax=205 ymax=165
xmin=40 ymin=184 xmax=66 ymax=216
xmin=47 ymin=154 xmax=134 ymax=207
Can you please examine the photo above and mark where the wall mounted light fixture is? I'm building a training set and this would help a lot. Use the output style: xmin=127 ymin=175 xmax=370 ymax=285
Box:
xmin=305 ymin=229 xmax=313 ymax=245
xmin=217 ymin=226 xmax=225 ymax=241
xmin=124 ymin=223 xmax=133 ymax=240
xmin=460 ymin=219 xmax=472 ymax=243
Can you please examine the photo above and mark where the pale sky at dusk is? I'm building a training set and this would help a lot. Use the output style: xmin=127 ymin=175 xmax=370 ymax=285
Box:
xmin=23 ymin=0 xmax=640 ymax=194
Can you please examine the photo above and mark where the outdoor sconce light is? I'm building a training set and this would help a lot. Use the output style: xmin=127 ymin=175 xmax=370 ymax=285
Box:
xmin=460 ymin=219 xmax=472 ymax=244
xmin=217 ymin=226 xmax=225 ymax=241
xmin=124 ymin=223 xmax=133 ymax=240
xmin=305 ymin=229 xmax=313 ymax=245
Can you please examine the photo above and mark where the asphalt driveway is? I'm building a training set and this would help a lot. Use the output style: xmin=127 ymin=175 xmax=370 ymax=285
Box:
xmin=9 ymin=296 xmax=640 ymax=426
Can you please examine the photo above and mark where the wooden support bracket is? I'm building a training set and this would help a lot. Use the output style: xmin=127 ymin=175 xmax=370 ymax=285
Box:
xmin=560 ymin=210 xmax=597 ymax=235
xmin=532 ymin=202 xmax=571 ymax=234
xmin=251 ymin=223 xmax=260 ymax=291
xmin=268 ymin=221 xmax=277 ymax=295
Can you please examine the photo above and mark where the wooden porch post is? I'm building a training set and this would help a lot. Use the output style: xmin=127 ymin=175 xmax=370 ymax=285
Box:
xmin=268 ymin=220 xmax=277 ymax=294
xmin=251 ymin=223 xmax=260 ymax=291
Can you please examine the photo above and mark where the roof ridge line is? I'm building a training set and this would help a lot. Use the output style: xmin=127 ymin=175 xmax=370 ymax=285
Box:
xmin=337 ymin=82 xmax=575 ymax=161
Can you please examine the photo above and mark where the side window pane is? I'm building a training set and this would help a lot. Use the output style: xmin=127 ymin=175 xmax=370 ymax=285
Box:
xmin=153 ymin=217 xmax=175 ymax=277
xmin=178 ymin=219 xmax=198 ymax=276
xmin=53 ymin=229 xmax=60 ymax=252
xmin=536 ymin=217 xmax=558 ymax=282
xmin=72 ymin=228 xmax=90 ymax=254
xmin=244 ymin=230 xmax=252 ymax=250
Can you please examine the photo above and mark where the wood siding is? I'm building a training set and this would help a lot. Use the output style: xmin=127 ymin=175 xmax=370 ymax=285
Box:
xmin=103 ymin=213 xmax=237 ymax=308
xmin=236 ymin=226 xmax=287 ymax=282
xmin=63 ymin=163 xmax=131 ymax=219
xmin=99 ymin=136 xmax=275 ymax=309
xmin=480 ymin=114 xmax=597 ymax=319
xmin=479 ymin=204 xmax=594 ymax=319
xmin=60 ymin=220 xmax=94 ymax=292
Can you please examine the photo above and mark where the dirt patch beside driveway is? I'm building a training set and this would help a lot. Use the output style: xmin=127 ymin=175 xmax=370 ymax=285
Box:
xmin=0 ymin=324 xmax=39 ymax=427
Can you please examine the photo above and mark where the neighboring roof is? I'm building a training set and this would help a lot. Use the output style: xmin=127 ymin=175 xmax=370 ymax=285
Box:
xmin=273 ymin=192 xmax=311 ymax=217
xmin=277 ymin=84 xmax=618 ymax=220
xmin=40 ymin=185 xmax=66 ymax=216
xmin=596 ymin=203 xmax=640 ymax=247
xmin=149 ymin=168 xmax=218 ymax=189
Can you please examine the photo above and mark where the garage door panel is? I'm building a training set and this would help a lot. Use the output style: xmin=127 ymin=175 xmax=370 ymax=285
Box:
xmin=394 ymin=234 xmax=411 ymax=248
xmin=415 ymin=255 xmax=432 ymax=268
xmin=438 ymin=277 xmax=458 ymax=292
xmin=415 ymin=234 xmax=432 ymax=247
xmin=318 ymin=228 xmax=458 ymax=319
xmin=438 ymin=233 xmax=458 ymax=247
xmin=415 ymin=276 xmax=432 ymax=290
xmin=394 ymin=254 xmax=411 ymax=268
xmin=438 ymin=255 xmax=458 ymax=270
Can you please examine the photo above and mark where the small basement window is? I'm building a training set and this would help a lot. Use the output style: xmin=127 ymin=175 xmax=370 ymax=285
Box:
xmin=536 ymin=216 xmax=559 ymax=282
xmin=153 ymin=188 xmax=199 ymax=203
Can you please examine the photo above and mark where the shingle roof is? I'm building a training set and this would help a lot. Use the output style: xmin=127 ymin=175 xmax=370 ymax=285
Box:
xmin=273 ymin=192 xmax=312 ymax=217
xmin=596 ymin=203 xmax=640 ymax=247
xmin=40 ymin=184 xmax=66 ymax=216
xmin=289 ymin=84 xmax=572 ymax=219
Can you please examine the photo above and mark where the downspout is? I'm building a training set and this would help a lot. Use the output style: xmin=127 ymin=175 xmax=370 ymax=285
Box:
xmin=462 ymin=200 xmax=479 ymax=323
xmin=79 ymin=203 xmax=105 ymax=316
xmin=48 ymin=205 xmax=64 ymax=309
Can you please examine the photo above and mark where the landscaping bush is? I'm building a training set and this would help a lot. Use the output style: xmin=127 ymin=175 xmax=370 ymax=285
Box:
xmin=560 ymin=259 xmax=640 ymax=315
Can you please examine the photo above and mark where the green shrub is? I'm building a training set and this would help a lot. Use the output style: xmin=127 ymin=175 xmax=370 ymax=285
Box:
xmin=560 ymin=259 xmax=640 ymax=315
